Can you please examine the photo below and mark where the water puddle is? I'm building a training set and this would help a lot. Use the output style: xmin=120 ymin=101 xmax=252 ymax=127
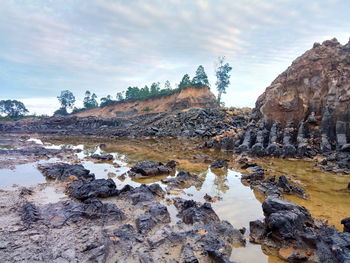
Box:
xmin=0 ymin=158 xmax=59 ymax=190
xmin=1 ymin=135 xmax=349 ymax=262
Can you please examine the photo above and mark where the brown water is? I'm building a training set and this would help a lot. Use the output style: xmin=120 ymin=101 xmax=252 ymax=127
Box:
xmin=256 ymin=158 xmax=350 ymax=230
xmin=1 ymin=136 xmax=349 ymax=263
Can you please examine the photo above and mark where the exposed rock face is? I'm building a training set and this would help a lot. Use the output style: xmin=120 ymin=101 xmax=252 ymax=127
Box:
xmin=38 ymin=163 xmax=95 ymax=181
xmin=250 ymin=198 xmax=350 ymax=263
xmin=203 ymin=38 xmax=350 ymax=165
xmin=75 ymin=86 xmax=218 ymax=118
xmin=0 ymin=108 xmax=242 ymax=139
xmin=250 ymin=38 xmax=350 ymax=153
xmin=128 ymin=161 xmax=176 ymax=177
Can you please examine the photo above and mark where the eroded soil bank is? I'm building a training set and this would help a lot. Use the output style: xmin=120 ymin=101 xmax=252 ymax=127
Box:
xmin=0 ymin=135 xmax=349 ymax=263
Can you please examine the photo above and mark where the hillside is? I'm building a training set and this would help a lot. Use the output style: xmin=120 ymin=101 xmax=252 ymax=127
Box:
xmin=75 ymin=86 xmax=218 ymax=118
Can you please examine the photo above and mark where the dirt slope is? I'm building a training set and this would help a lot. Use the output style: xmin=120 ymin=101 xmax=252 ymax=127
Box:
xmin=75 ymin=86 xmax=218 ymax=118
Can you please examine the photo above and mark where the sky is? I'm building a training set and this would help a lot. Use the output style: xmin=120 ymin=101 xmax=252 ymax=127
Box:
xmin=0 ymin=0 xmax=349 ymax=115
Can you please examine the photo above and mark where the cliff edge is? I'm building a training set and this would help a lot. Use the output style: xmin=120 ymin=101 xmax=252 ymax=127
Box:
xmin=75 ymin=86 xmax=218 ymax=118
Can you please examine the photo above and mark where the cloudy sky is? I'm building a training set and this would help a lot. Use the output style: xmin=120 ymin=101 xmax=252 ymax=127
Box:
xmin=0 ymin=0 xmax=349 ymax=115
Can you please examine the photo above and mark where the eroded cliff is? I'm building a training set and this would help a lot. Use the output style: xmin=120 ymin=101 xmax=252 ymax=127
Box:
xmin=75 ymin=86 xmax=218 ymax=118
xmin=253 ymin=38 xmax=350 ymax=152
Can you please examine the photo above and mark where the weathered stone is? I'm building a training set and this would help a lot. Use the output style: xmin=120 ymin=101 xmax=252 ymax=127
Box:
xmin=210 ymin=159 xmax=229 ymax=169
xmin=68 ymin=178 xmax=118 ymax=200
xmin=90 ymin=154 xmax=114 ymax=161
xmin=38 ymin=163 xmax=95 ymax=181
xmin=129 ymin=161 xmax=175 ymax=177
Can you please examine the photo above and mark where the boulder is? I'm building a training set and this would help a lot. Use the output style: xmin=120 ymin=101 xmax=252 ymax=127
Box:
xmin=67 ymin=178 xmax=118 ymax=201
xmin=129 ymin=161 xmax=176 ymax=177
xmin=38 ymin=163 xmax=95 ymax=181
xmin=90 ymin=154 xmax=114 ymax=161
xmin=210 ymin=159 xmax=229 ymax=169
xmin=250 ymin=197 xmax=350 ymax=263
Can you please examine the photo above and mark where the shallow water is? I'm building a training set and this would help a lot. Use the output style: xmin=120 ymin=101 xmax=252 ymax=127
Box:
xmin=0 ymin=158 xmax=60 ymax=190
xmin=257 ymin=158 xmax=350 ymax=230
xmin=1 ymin=136 xmax=349 ymax=262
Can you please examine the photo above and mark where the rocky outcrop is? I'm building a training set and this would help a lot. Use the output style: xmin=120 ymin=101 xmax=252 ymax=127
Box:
xmin=250 ymin=198 xmax=350 ymax=263
xmin=204 ymin=38 xmax=350 ymax=167
xmin=0 ymin=108 xmax=246 ymax=139
xmin=251 ymin=38 xmax=350 ymax=155
xmin=38 ymin=163 xmax=95 ymax=181
xmin=128 ymin=161 xmax=176 ymax=178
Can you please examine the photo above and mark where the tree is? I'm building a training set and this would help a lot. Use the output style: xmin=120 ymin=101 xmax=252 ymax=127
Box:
xmin=164 ymin=80 xmax=171 ymax=90
xmin=192 ymin=65 xmax=210 ymax=87
xmin=116 ymin=92 xmax=124 ymax=101
xmin=215 ymin=56 xmax=232 ymax=104
xmin=178 ymin=74 xmax=192 ymax=90
xmin=150 ymin=82 xmax=160 ymax=96
xmin=54 ymin=107 xmax=68 ymax=116
xmin=83 ymin=90 xmax=98 ymax=109
xmin=100 ymin=95 xmax=115 ymax=107
xmin=57 ymin=90 xmax=75 ymax=109
xmin=0 ymin=100 xmax=29 ymax=118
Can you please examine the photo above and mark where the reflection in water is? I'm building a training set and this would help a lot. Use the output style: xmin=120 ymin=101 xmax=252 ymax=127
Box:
xmin=0 ymin=158 xmax=60 ymax=190
xmin=41 ymin=136 xmax=287 ymax=262
xmin=258 ymin=158 xmax=350 ymax=230
xmin=3 ymin=136 xmax=348 ymax=263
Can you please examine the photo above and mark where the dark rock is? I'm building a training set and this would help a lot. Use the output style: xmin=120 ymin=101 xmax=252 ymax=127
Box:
xmin=250 ymin=197 xmax=350 ymax=263
xmin=113 ymin=224 xmax=140 ymax=242
xmin=121 ymin=184 xmax=157 ymax=205
xmin=249 ymin=220 xmax=266 ymax=243
xmin=341 ymin=144 xmax=350 ymax=152
xmin=181 ymin=244 xmax=198 ymax=263
xmin=136 ymin=214 xmax=156 ymax=234
xmin=138 ymin=248 xmax=154 ymax=263
xmin=162 ymin=171 xmax=201 ymax=189
xmin=206 ymin=248 xmax=235 ymax=263
xmin=276 ymin=175 xmax=306 ymax=198
xmin=21 ymin=202 xmax=40 ymax=225
xmin=19 ymin=187 xmax=33 ymax=196
xmin=68 ymin=178 xmax=118 ymax=201
xmin=341 ymin=217 xmax=350 ymax=233
xmin=41 ymin=198 xmax=125 ymax=226
xmin=210 ymin=159 xmax=229 ymax=169
xmin=90 ymin=154 xmax=114 ymax=161
xmin=38 ymin=163 xmax=95 ymax=181
xmin=176 ymin=199 xmax=220 ymax=224
xmin=147 ymin=183 xmax=165 ymax=198
xmin=129 ymin=161 xmax=175 ymax=177
xmin=148 ymin=202 xmax=170 ymax=223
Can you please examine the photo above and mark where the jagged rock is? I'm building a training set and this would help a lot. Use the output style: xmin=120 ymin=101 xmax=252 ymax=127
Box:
xmin=67 ymin=178 xmax=118 ymax=201
xmin=21 ymin=202 xmax=40 ymax=225
xmin=276 ymin=175 xmax=306 ymax=197
xmin=181 ymin=244 xmax=198 ymax=263
xmin=128 ymin=161 xmax=176 ymax=177
xmin=136 ymin=214 xmax=157 ymax=234
xmin=161 ymin=171 xmax=202 ymax=189
xmin=38 ymin=163 xmax=95 ymax=181
xmin=250 ymin=197 xmax=350 ymax=263
xmin=90 ymin=154 xmax=114 ymax=161
xmin=341 ymin=217 xmax=350 ymax=233
xmin=210 ymin=159 xmax=229 ymax=169
xmin=120 ymin=184 xmax=163 ymax=205
xmin=148 ymin=202 xmax=171 ymax=223
xmin=174 ymin=199 xmax=220 ymax=224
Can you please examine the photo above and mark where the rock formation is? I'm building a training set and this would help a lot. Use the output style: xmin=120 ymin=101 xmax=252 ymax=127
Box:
xmin=206 ymin=38 xmax=350 ymax=163
xmin=253 ymin=38 xmax=350 ymax=153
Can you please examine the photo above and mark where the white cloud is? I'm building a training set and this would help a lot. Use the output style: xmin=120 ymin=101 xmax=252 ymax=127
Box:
xmin=0 ymin=0 xmax=349 ymax=113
